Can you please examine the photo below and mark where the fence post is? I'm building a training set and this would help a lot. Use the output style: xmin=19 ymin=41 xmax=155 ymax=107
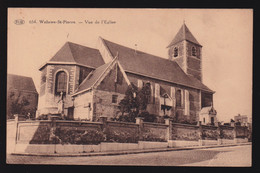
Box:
xmin=231 ymin=122 xmax=237 ymax=144
xmin=197 ymin=121 xmax=203 ymax=146
xmin=216 ymin=122 xmax=222 ymax=145
xmin=245 ymin=126 xmax=249 ymax=142
xmin=14 ymin=115 xmax=19 ymax=152
xmin=135 ymin=117 xmax=144 ymax=141
xmin=165 ymin=118 xmax=173 ymax=141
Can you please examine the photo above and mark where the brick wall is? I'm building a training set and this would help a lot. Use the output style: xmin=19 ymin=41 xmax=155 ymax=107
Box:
xmin=93 ymin=90 xmax=125 ymax=121
xmin=168 ymin=42 xmax=184 ymax=61
xmin=186 ymin=42 xmax=202 ymax=81
xmin=38 ymin=64 xmax=94 ymax=116
xmin=168 ymin=41 xmax=202 ymax=81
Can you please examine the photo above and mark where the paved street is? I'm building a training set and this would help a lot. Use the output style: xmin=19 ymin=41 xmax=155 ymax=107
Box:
xmin=6 ymin=144 xmax=251 ymax=166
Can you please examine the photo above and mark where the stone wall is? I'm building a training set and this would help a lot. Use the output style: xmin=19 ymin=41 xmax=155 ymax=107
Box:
xmin=171 ymin=123 xmax=199 ymax=141
xmin=236 ymin=126 xmax=248 ymax=138
xmin=142 ymin=122 xmax=168 ymax=142
xmin=12 ymin=117 xmax=249 ymax=148
xmin=201 ymin=125 xmax=218 ymax=140
xmin=220 ymin=125 xmax=234 ymax=139
xmin=105 ymin=121 xmax=139 ymax=143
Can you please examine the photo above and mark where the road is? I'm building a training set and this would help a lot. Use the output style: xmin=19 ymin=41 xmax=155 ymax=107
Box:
xmin=6 ymin=144 xmax=251 ymax=166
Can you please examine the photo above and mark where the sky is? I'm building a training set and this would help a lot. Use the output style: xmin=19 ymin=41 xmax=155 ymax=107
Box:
xmin=7 ymin=8 xmax=253 ymax=122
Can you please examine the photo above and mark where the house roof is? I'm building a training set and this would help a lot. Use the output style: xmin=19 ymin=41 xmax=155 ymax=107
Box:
xmin=101 ymin=38 xmax=213 ymax=93
xmin=40 ymin=42 xmax=105 ymax=70
xmin=7 ymin=74 xmax=38 ymax=93
xmin=200 ymin=106 xmax=217 ymax=115
xmin=167 ymin=23 xmax=202 ymax=48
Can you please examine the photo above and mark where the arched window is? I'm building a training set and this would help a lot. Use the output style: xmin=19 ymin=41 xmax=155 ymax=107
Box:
xmin=176 ymin=89 xmax=182 ymax=107
xmin=55 ymin=71 xmax=67 ymax=95
xmin=192 ymin=46 xmax=196 ymax=56
xmin=174 ymin=47 xmax=178 ymax=57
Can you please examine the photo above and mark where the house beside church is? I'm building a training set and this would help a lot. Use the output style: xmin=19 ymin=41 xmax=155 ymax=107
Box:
xmin=7 ymin=74 xmax=38 ymax=119
xmin=37 ymin=23 xmax=216 ymax=123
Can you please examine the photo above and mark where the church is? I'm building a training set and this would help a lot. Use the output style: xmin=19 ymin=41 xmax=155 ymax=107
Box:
xmin=37 ymin=23 xmax=217 ymax=124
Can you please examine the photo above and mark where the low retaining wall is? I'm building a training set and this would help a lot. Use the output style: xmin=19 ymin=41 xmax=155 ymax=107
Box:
xmin=168 ymin=140 xmax=199 ymax=147
xmin=9 ymin=116 xmax=250 ymax=154
xmin=218 ymin=139 xmax=235 ymax=145
xmin=7 ymin=120 xmax=16 ymax=153
xmin=235 ymin=138 xmax=248 ymax=143
xmin=14 ymin=141 xmax=169 ymax=154
xmin=200 ymin=139 xmax=218 ymax=146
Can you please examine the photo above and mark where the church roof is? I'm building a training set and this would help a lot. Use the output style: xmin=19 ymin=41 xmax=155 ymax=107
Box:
xmin=101 ymin=38 xmax=213 ymax=93
xmin=73 ymin=60 xmax=113 ymax=95
xmin=40 ymin=42 xmax=105 ymax=69
xmin=7 ymin=74 xmax=38 ymax=93
xmin=167 ymin=23 xmax=202 ymax=48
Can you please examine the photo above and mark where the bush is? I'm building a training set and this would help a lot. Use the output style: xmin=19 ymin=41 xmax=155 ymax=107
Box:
xmin=142 ymin=129 xmax=166 ymax=142
xmin=36 ymin=114 xmax=49 ymax=120
xmin=138 ymin=111 xmax=157 ymax=123
xmin=54 ymin=128 xmax=105 ymax=145
xmin=105 ymin=129 xmax=138 ymax=143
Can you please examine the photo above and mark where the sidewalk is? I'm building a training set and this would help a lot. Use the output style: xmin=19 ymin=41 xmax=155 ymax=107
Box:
xmin=11 ymin=142 xmax=251 ymax=157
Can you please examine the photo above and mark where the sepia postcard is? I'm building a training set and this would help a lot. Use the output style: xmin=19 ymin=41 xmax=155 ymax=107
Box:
xmin=6 ymin=8 xmax=252 ymax=167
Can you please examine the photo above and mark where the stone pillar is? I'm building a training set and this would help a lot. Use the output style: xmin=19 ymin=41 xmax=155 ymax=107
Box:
xmin=100 ymin=116 xmax=108 ymax=131
xmin=216 ymin=122 xmax=222 ymax=145
xmin=165 ymin=118 xmax=173 ymax=141
xmin=136 ymin=117 xmax=144 ymax=141
xmin=197 ymin=121 xmax=203 ymax=146
xmin=14 ymin=115 xmax=19 ymax=146
xmin=232 ymin=123 xmax=237 ymax=144
xmin=14 ymin=114 xmax=26 ymax=121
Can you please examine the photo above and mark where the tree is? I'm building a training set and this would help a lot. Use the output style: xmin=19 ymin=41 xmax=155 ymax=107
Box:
xmin=116 ymin=82 xmax=151 ymax=122
xmin=7 ymin=91 xmax=30 ymax=119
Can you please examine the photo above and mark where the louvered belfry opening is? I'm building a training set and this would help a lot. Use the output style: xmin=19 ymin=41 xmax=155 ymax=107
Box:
xmin=55 ymin=71 xmax=67 ymax=95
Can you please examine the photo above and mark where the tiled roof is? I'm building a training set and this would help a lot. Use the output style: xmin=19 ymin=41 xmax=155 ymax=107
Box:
xmin=200 ymin=106 xmax=217 ymax=115
xmin=45 ymin=42 xmax=105 ymax=68
xmin=102 ymin=38 xmax=213 ymax=93
xmin=167 ymin=23 xmax=201 ymax=48
xmin=7 ymin=74 xmax=38 ymax=93
xmin=73 ymin=61 xmax=112 ymax=95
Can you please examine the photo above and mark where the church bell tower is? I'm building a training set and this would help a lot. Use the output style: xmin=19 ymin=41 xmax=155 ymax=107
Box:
xmin=167 ymin=23 xmax=203 ymax=81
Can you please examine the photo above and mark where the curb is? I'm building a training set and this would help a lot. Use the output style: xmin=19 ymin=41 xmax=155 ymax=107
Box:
xmin=11 ymin=142 xmax=251 ymax=157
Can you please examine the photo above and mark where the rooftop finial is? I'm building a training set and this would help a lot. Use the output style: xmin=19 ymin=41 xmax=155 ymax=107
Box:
xmin=134 ymin=44 xmax=137 ymax=54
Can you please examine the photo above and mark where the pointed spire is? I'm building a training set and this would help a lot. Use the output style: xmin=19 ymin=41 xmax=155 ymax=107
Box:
xmin=167 ymin=23 xmax=201 ymax=48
